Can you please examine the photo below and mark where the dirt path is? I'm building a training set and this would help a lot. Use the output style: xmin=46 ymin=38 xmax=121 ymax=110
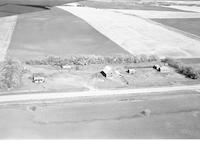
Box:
xmin=0 ymin=84 xmax=200 ymax=103
xmin=0 ymin=15 xmax=18 ymax=61
xmin=58 ymin=6 xmax=200 ymax=58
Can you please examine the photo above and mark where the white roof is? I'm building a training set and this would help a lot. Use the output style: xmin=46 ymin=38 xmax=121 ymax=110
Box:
xmin=33 ymin=76 xmax=45 ymax=79
xmin=103 ymin=66 xmax=112 ymax=73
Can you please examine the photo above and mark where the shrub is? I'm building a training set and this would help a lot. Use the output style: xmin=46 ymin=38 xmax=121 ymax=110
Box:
xmin=0 ymin=59 xmax=24 ymax=90
xmin=162 ymin=57 xmax=200 ymax=79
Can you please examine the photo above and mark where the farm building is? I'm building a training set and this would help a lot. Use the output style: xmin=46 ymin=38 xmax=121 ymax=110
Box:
xmin=158 ymin=66 xmax=170 ymax=73
xmin=32 ymin=76 xmax=45 ymax=84
xmin=127 ymin=68 xmax=136 ymax=74
xmin=100 ymin=65 xmax=113 ymax=78
xmin=153 ymin=64 xmax=160 ymax=70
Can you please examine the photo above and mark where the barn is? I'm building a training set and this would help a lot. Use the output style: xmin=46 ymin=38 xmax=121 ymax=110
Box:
xmin=100 ymin=66 xmax=113 ymax=78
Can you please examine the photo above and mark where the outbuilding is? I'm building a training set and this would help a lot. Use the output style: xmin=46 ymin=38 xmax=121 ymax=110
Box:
xmin=100 ymin=66 xmax=113 ymax=78
xmin=153 ymin=64 xmax=160 ymax=70
xmin=127 ymin=68 xmax=136 ymax=74
xmin=158 ymin=66 xmax=170 ymax=73
xmin=32 ymin=76 xmax=45 ymax=84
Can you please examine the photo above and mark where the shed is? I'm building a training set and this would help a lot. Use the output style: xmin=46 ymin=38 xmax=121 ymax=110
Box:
xmin=127 ymin=68 xmax=136 ymax=74
xmin=153 ymin=64 xmax=160 ymax=70
xmin=100 ymin=66 xmax=113 ymax=78
xmin=158 ymin=66 xmax=170 ymax=73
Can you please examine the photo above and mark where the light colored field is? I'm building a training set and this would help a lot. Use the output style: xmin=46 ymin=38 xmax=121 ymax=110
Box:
xmin=0 ymin=15 xmax=18 ymax=61
xmin=58 ymin=6 xmax=200 ymax=58
xmin=112 ymin=9 xmax=200 ymax=18
xmin=164 ymin=5 xmax=200 ymax=12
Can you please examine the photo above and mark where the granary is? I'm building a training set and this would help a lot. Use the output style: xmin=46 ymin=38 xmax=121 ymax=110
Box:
xmin=127 ymin=68 xmax=136 ymax=74
xmin=32 ymin=76 xmax=45 ymax=84
xmin=158 ymin=66 xmax=170 ymax=73
xmin=100 ymin=65 xmax=113 ymax=78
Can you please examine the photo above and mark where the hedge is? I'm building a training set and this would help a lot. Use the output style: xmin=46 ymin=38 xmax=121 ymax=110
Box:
xmin=162 ymin=58 xmax=200 ymax=79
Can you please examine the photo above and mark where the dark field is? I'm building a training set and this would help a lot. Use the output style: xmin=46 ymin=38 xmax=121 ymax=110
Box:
xmin=7 ymin=7 xmax=129 ymax=61
xmin=152 ymin=18 xmax=200 ymax=37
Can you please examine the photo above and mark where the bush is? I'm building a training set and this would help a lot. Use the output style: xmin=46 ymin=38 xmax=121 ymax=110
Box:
xmin=0 ymin=59 xmax=24 ymax=90
xmin=162 ymin=57 xmax=200 ymax=79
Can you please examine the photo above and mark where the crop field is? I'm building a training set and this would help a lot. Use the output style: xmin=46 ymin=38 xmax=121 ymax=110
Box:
xmin=152 ymin=18 xmax=200 ymax=37
xmin=113 ymin=9 xmax=200 ymax=19
xmin=79 ymin=1 xmax=185 ymax=11
xmin=59 ymin=6 xmax=200 ymax=58
xmin=163 ymin=5 xmax=200 ymax=12
xmin=6 ymin=7 xmax=129 ymax=61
